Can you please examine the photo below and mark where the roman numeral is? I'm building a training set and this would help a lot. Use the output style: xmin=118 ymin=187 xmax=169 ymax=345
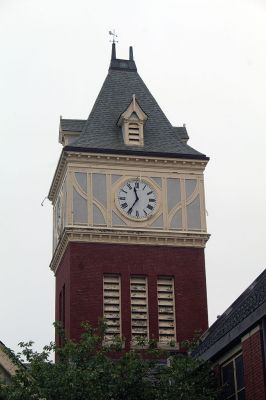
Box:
xmin=121 ymin=203 xmax=128 ymax=209
xmin=135 ymin=182 xmax=139 ymax=189
xmin=147 ymin=191 xmax=152 ymax=195
xmin=128 ymin=208 xmax=132 ymax=215
xmin=142 ymin=185 xmax=146 ymax=190
xmin=147 ymin=204 xmax=153 ymax=210
xmin=144 ymin=210 xmax=147 ymax=216
xmin=119 ymin=197 xmax=126 ymax=200
xmin=121 ymin=189 xmax=127 ymax=194
xmin=136 ymin=210 xmax=139 ymax=218
xmin=149 ymin=198 xmax=155 ymax=202
xmin=127 ymin=183 xmax=132 ymax=190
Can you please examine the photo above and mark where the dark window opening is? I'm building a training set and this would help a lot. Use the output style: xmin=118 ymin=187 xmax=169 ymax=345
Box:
xmin=221 ymin=353 xmax=245 ymax=400
xmin=59 ymin=284 xmax=65 ymax=346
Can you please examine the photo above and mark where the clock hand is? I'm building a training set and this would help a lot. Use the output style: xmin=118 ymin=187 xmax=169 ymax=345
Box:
xmin=128 ymin=199 xmax=138 ymax=214
xmin=134 ymin=187 xmax=139 ymax=200
xmin=128 ymin=190 xmax=139 ymax=214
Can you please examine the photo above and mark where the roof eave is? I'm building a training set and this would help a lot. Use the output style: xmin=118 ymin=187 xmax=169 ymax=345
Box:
xmin=64 ymin=145 xmax=209 ymax=161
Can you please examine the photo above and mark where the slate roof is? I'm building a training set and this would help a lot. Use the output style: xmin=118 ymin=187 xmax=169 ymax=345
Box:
xmin=60 ymin=119 xmax=86 ymax=132
xmin=193 ymin=268 xmax=266 ymax=360
xmin=64 ymin=45 xmax=208 ymax=160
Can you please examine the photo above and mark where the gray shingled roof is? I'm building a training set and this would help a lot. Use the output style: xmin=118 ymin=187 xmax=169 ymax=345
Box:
xmin=61 ymin=119 xmax=86 ymax=132
xmin=64 ymin=47 xmax=208 ymax=160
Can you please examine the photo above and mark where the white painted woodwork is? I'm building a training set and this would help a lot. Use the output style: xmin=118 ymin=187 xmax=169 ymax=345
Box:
xmin=103 ymin=275 xmax=121 ymax=341
xmin=130 ymin=276 xmax=149 ymax=342
xmin=157 ymin=277 xmax=176 ymax=344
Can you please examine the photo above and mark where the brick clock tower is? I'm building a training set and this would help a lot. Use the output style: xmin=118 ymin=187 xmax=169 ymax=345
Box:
xmin=48 ymin=44 xmax=210 ymax=350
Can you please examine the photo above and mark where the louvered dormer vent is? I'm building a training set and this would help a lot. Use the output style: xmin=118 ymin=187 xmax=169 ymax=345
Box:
xmin=117 ymin=95 xmax=147 ymax=147
xmin=128 ymin=122 xmax=140 ymax=143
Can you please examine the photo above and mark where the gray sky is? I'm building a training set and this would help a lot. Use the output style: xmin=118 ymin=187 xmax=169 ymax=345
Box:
xmin=1 ymin=0 xmax=265 ymax=354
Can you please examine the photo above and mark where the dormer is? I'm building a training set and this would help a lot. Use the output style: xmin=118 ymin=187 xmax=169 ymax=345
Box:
xmin=59 ymin=117 xmax=86 ymax=146
xmin=117 ymin=95 xmax=147 ymax=146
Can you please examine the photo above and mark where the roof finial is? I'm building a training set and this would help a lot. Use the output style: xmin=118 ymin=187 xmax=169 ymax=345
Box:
xmin=109 ymin=30 xmax=118 ymax=60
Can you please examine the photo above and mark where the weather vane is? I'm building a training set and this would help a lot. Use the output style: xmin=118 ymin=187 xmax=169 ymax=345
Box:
xmin=109 ymin=29 xmax=118 ymax=44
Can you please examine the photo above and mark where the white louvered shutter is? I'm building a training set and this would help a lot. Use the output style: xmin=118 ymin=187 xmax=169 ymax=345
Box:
xmin=128 ymin=122 xmax=140 ymax=143
xmin=130 ymin=276 xmax=149 ymax=343
xmin=103 ymin=275 xmax=121 ymax=341
xmin=157 ymin=277 xmax=176 ymax=344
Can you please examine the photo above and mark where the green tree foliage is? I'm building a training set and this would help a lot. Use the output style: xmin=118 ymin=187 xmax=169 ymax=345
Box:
xmin=0 ymin=322 xmax=218 ymax=400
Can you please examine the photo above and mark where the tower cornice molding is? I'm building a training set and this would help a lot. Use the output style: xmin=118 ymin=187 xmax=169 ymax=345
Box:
xmin=48 ymin=150 xmax=208 ymax=203
xmin=50 ymin=226 xmax=210 ymax=274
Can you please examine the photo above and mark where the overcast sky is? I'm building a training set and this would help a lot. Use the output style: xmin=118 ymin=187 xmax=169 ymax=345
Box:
xmin=0 ymin=0 xmax=265 ymax=354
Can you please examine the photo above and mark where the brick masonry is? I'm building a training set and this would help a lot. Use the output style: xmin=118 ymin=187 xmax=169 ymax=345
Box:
xmin=55 ymin=242 xmax=208 ymax=349
xmin=242 ymin=328 xmax=266 ymax=400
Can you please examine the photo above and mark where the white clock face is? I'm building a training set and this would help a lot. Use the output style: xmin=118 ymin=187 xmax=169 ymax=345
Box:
xmin=117 ymin=179 xmax=157 ymax=219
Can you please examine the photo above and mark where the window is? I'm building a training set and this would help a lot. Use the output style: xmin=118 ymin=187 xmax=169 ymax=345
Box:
xmin=103 ymin=275 xmax=121 ymax=341
xmin=130 ymin=276 xmax=149 ymax=344
xmin=59 ymin=284 xmax=65 ymax=328
xmin=157 ymin=277 xmax=176 ymax=345
xmin=221 ymin=353 xmax=245 ymax=400
xmin=59 ymin=284 xmax=65 ymax=346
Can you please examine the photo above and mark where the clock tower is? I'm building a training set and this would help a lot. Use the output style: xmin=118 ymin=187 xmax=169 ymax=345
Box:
xmin=48 ymin=44 xmax=210 ymax=349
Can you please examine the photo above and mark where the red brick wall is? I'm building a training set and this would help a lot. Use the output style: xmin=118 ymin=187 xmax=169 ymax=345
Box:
xmin=242 ymin=328 xmax=266 ymax=400
xmin=55 ymin=242 xmax=208 ymax=349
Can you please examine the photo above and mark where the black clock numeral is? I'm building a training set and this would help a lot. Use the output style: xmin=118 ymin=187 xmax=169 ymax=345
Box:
xmin=121 ymin=189 xmax=127 ymax=194
xmin=147 ymin=191 xmax=152 ymax=195
xmin=144 ymin=210 xmax=147 ymax=216
xmin=128 ymin=208 xmax=132 ymax=215
xmin=127 ymin=183 xmax=132 ymax=190
xmin=136 ymin=210 xmax=139 ymax=218
xmin=149 ymin=198 xmax=155 ymax=202
xmin=121 ymin=203 xmax=128 ymax=209
xmin=147 ymin=204 xmax=153 ymax=210
xmin=119 ymin=197 xmax=126 ymax=200
xmin=142 ymin=184 xmax=146 ymax=190
xmin=135 ymin=181 xmax=139 ymax=189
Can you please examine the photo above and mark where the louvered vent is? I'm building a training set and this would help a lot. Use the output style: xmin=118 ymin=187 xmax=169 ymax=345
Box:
xmin=103 ymin=275 xmax=121 ymax=341
xmin=157 ymin=277 xmax=176 ymax=344
xmin=130 ymin=276 xmax=149 ymax=343
xmin=128 ymin=122 xmax=140 ymax=143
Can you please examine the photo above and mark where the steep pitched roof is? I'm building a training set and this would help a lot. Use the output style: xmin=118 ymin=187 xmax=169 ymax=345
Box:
xmin=193 ymin=268 xmax=266 ymax=361
xmin=64 ymin=45 xmax=208 ymax=160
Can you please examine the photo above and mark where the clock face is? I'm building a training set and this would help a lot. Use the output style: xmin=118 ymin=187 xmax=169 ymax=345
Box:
xmin=117 ymin=179 xmax=157 ymax=219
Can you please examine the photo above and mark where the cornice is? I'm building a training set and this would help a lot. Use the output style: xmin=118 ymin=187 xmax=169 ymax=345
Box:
xmin=48 ymin=151 xmax=67 ymax=202
xmin=48 ymin=150 xmax=209 ymax=202
xmin=50 ymin=227 xmax=210 ymax=274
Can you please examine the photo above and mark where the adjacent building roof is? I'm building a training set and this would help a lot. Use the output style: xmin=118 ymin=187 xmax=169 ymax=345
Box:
xmin=0 ymin=341 xmax=23 ymax=383
xmin=194 ymin=268 xmax=266 ymax=361
xmin=63 ymin=44 xmax=208 ymax=160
